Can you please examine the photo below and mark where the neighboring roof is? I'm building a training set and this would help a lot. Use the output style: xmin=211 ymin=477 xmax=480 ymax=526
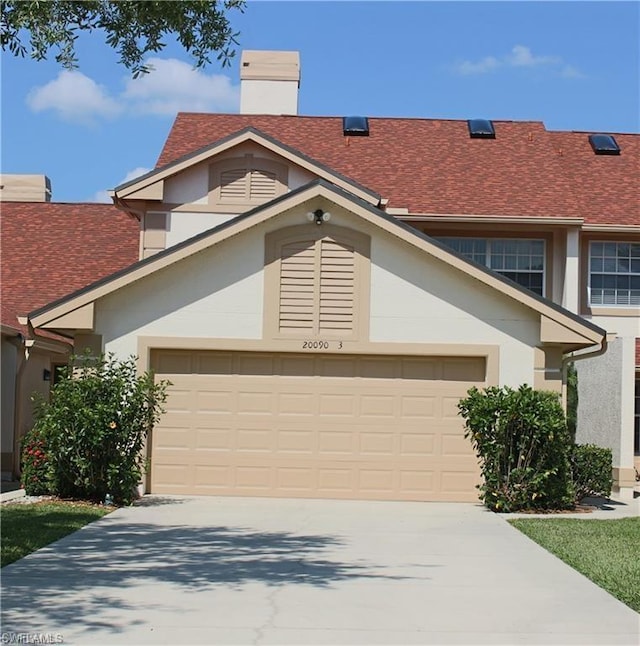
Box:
xmin=30 ymin=180 xmax=606 ymax=351
xmin=1 ymin=202 xmax=139 ymax=337
xmin=156 ymin=113 xmax=639 ymax=226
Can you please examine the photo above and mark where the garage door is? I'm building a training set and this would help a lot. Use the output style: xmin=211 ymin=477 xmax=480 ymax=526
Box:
xmin=150 ymin=350 xmax=485 ymax=501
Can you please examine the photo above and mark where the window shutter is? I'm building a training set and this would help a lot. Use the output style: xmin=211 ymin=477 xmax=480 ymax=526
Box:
xmin=278 ymin=241 xmax=316 ymax=333
xmin=249 ymin=170 xmax=277 ymax=200
xmin=220 ymin=169 xmax=247 ymax=200
xmin=319 ymin=239 xmax=355 ymax=333
xmin=277 ymin=237 xmax=356 ymax=336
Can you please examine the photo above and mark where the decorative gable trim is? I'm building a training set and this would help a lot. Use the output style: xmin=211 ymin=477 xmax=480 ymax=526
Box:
xmin=114 ymin=127 xmax=380 ymax=206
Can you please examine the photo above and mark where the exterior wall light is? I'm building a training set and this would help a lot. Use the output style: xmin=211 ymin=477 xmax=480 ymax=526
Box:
xmin=306 ymin=209 xmax=331 ymax=225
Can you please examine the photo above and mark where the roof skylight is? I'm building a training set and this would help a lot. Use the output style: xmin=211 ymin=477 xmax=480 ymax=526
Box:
xmin=343 ymin=116 xmax=369 ymax=136
xmin=468 ymin=119 xmax=495 ymax=139
xmin=588 ymin=134 xmax=620 ymax=155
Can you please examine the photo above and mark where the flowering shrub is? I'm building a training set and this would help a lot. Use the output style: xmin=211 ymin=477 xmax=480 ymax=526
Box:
xmin=28 ymin=353 xmax=169 ymax=505
xmin=20 ymin=426 xmax=52 ymax=495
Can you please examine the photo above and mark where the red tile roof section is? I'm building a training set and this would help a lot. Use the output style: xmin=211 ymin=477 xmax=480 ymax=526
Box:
xmin=1 ymin=202 xmax=139 ymax=337
xmin=156 ymin=114 xmax=639 ymax=225
xmin=549 ymin=132 xmax=640 ymax=226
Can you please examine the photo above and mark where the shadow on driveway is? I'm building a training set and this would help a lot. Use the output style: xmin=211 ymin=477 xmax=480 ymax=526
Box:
xmin=2 ymin=515 xmax=413 ymax=634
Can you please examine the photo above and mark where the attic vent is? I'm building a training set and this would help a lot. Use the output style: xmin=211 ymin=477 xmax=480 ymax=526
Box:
xmin=343 ymin=116 xmax=369 ymax=136
xmin=588 ymin=134 xmax=620 ymax=155
xmin=468 ymin=119 xmax=495 ymax=139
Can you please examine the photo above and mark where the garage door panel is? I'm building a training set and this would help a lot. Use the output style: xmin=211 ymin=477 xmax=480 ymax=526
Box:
xmin=359 ymin=432 xmax=396 ymax=454
xmin=150 ymin=350 xmax=484 ymax=501
xmin=360 ymin=395 xmax=396 ymax=417
xmin=278 ymin=392 xmax=315 ymax=415
xmin=195 ymin=390 xmax=234 ymax=413
xmin=277 ymin=429 xmax=316 ymax=453
xmin=195 ymin=428 xmax=233 ymax=450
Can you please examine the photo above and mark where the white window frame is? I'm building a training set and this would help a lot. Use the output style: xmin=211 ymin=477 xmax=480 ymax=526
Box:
xmin=435 ymin=237 xmax=546 ymax=297
xmin=588 ymin=241 xmax=640 ymax=307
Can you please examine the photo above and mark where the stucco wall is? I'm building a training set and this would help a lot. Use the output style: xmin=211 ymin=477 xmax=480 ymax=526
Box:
xmin=164 ymin=166 xmax=209 ymax=205
xmin=18 ymin=350 xmax=52 ymax=442
xmin=369 ymin=236 xmax=539 ymax=387
xmin=166 ymin=212 xmax=236 ymax=248
xmin=99 ymin=229 xmax=266 ymax=358
xmin=98 ymin=206 xmax=543 ymax=394
xmin=1 ymin=338 xmax=17 ymax=472
xmin=576 ymin=338 xmax=622 ymax=462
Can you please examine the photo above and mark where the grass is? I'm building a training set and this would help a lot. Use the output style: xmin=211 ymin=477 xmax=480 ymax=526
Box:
xmin=509 ymin=517 xmax=640 ymax=613
xmin=1 ymin=500 xmax=111 ymax=567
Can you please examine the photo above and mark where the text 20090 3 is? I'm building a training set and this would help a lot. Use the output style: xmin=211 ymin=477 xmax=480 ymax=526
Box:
xmin=301 ymin=341 xmax=343 ymax=350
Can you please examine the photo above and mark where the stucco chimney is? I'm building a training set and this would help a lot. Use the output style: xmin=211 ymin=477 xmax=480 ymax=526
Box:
xmin=0 ymin=174 xmax=51 ymax=202
xmin=240 ymin=50 xmax=300 ymax=115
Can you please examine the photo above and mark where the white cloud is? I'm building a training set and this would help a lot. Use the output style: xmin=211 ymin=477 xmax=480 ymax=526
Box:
xmin=454 ymin=45 xmax=584 ymax=78
xmin=122 ymin=58 xmax=240 ymax=115
xmin=90 ymin=166 xmax=151 ymax=203
xmin=507 ymin=45 xmax=559 ymax=68
xmin=27 ymin=58 xmax=239 ymax=123
xmin=456 ymin=56 xmax=500 ymax=75
xmin=27 ymin=70 xmax=122 ymax=121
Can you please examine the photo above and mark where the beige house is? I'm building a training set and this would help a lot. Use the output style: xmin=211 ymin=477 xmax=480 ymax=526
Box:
xmin=13 ymin=51 xmax=640 ymax=500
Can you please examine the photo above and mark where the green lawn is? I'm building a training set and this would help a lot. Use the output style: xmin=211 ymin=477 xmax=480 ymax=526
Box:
xmin=509 ymin=517 xmax=640 ymax=613
xmin=1 ymin=500 xmax=111 ymax=567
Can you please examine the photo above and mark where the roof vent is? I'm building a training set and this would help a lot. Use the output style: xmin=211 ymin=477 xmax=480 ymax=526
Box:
xmin=588 ymin=134 xmax=620 ymax=155
xmin=343 ymin=116 xmax=369 ymax=136
xmin=468 ymin=119 xmax=495 ymax=139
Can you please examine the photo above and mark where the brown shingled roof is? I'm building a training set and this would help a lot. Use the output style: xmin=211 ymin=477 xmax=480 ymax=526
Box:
xmin=1 ymin=202 xmax=139 ymax=336
xmin=156 ymin=113 xmax=639 ymax=225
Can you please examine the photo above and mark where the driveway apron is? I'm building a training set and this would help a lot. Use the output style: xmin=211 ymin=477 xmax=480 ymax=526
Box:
xmin=1 ymin=496 xmax=638 ymax=644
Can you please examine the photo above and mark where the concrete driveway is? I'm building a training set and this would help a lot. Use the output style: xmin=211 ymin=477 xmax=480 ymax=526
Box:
xmin=1 ymin=496 xmax=638 ymax=645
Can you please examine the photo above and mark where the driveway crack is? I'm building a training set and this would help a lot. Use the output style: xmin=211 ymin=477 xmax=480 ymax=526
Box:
xmin=253 ymin=584 xmax=279 ymax=645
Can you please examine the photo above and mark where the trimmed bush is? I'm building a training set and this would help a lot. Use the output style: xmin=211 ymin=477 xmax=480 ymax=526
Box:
xmin=29 ymin=354 xmax=169 ymax=505
xmin=20 ymin=425 xmax=52 ymax=495
xmin=571 ymin=444 xmax=613 ymax=500
xmin=458 ymin=385 xmax=575 ymax=512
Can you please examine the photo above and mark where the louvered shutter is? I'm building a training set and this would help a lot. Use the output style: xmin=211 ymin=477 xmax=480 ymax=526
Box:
xmin=277 ymin=237 xmax=356 ymax=336
xmin=319 ymin=240 xmax=355 ymax=334
xmin=278 ymin=241 xmax=316 ymax=333
xmin=249 ymin=170 xmax=277 ymax=200
xmin=220 ymin=168 xmax=248 ymax=200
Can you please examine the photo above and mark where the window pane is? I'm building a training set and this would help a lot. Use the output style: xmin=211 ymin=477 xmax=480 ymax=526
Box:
xmin=589 ymin=240 xmax=640 ymax=308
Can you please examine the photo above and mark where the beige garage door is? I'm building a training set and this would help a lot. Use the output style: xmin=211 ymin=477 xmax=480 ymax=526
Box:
xmin=150 ymin=351 xmax=485 ymax=501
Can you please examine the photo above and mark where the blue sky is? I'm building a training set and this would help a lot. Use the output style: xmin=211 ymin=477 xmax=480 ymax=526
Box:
xmin=2 ymin=1 xmax=639 ymax=203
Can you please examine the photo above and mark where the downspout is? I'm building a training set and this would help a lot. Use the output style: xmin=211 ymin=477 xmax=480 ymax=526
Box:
xmin=562 ymin=333 xmax=611 ymax=369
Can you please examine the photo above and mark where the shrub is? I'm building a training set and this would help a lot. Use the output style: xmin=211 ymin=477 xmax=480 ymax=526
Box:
xmin=31 ymin=353 xmax=169 ymax=505
xmin=571 ymin=444 xmax=613 ymax=500
xmin=458 ymin=385 xmax=575 ymax=513
xmin=20 ymin=425 xmax=52 ymax=496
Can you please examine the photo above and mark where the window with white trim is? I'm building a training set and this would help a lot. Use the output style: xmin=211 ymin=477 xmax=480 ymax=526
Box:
xmin=435 ymin=237 xmax=545 ymax=296
xmin=589 ymin=241 xmax=640 ymax=307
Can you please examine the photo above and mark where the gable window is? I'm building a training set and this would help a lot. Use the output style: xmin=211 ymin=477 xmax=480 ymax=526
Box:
xmin=589 ymin=241 xmax=640 ymax=307
xmin=265 ymin=226 xmax=370 ymax=340
xmin=435 ymin=237 xmax=545 ymax=296
xmin=209 ymin=155 xmax=288 ymax=213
